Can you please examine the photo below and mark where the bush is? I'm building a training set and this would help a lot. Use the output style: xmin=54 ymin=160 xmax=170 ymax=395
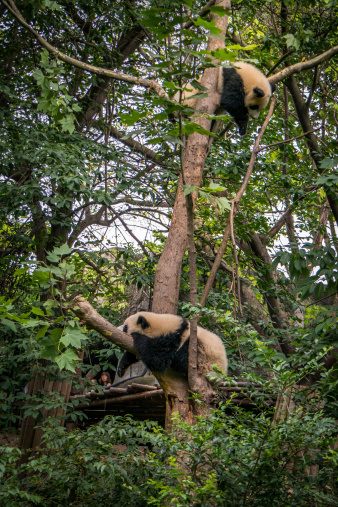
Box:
xmin=0 ymin=396 xmax=337 ymax=507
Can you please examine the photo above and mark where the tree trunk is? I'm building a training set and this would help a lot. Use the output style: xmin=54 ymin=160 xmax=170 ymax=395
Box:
xmin=152 ymin=0 xmax=231 ymax=315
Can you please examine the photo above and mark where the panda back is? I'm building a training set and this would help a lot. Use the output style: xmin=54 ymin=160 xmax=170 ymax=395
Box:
xmin=197 ymin=326 xmax=228 ymax=374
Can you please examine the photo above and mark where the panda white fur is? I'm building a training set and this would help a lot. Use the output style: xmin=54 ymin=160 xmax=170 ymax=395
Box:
xmin=179 ymin=61 xmax=276 ymax=135
xmin=118 ymin=312 xmax=227 ymax=381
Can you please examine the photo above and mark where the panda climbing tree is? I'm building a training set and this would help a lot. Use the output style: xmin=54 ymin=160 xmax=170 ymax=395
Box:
xmin=178 ymin=62 xmax=276 ymax=136
xmin=118 ymin=312 xmax=228 ymax=386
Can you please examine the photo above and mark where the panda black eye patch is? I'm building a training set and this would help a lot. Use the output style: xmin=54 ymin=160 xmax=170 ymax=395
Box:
xmin=123 ymin=324 xmax=128 ymax=333
xmin=249 ymin=105 xmax=259 ymax=110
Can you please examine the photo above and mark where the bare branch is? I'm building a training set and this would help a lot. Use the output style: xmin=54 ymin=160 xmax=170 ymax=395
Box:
xmin=230 ymin=200 xmax=242 ymax=316
xmin=115 ymin=213 xmax=151 ymax=256
xmin=258 ymin=129 xmax=321 ymax=152
xmin=94 ymin=122 xmax=167 ymax=167
xmin=270 ymin=45 xmax=338 ymax=85
xmin=267 ymin=207 xmax=293 ymax=239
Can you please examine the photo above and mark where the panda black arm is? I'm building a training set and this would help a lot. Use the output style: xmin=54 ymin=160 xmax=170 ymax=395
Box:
xmin=117 ymin=351 xmax=139 ymax=377
xmin=171 ymin=339 xmax=189 ymax=374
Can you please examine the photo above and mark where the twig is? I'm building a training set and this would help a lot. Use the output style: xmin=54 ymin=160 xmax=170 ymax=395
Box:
xmin=200 ymin=97 xmax=277 ymax=307
xmin=258 ymin=128 xmax=321 ymax=152
xmin=114 ymin=212 xmax=151 ymax=256
xmin=266 ymin=51 xmax=293 ymax=77
xmin=230 ymin=200 xmax=243 ymax=317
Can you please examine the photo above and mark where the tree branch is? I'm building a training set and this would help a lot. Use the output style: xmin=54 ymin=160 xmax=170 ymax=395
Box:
xmin=95 ymin=122 xmax=167 ymax=166
xmin=2 ymin=0 xmax=170 ymax=100
xmin=68 ymin=297 xmax=136 ymax=353
xmin=270 ymin=45 xmax=338 ymax=85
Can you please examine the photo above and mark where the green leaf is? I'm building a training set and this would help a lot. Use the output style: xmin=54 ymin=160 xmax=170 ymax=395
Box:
xmin=53 ymin=243 xmax=72 ymax=256
xmin=59 ymin=114 xmax=76 ymax=134
xmin=33 ymin=68 xmax=45 ymax=86
xmin=35 ymin=325 xmax=49 ymax=340
xmin=46 ymin=252 xmax=61 ymax=263
xmin=283 ymin=34 xmax=300 ymax=50
xmin=208 ymin=5 xmax=230 ymax=16
xmin=32 ymin=269 xmax=50 ymax=284
xmin=1 ymin=318 xmax=17 ymax=333
xmin=163 ymin=80 xmax=177 ymax=90
xmin=208 ymin=182 xmax=226 ymax=191
xmin=316 ymin=174 xmax=338 ymax=186
xmin=40 ymin=333 xmax=60 ymax=360
xmin=60 ymin=326 xmax=88 ymax=348
xmin=183 ymin=184 xmax=198 ymax=196
xmin=183 ymin=122 xmax=213 ymax=136
xmin=320 ymin=157 xmax=338 ymax=169
xmin=43 ymin=299 xmax=59 ymax=313
xmin=31 ymin=307 xmax=45 ymax=317
xmin=194 ymin=17 xmax=221 ymax=35
xmin=214 ymin=196 xmax=231 ymax=212
xmin=199 ymin=190 xmax=213 ymax=202
xmin=55 ymin=349 xmax=79 ymax=372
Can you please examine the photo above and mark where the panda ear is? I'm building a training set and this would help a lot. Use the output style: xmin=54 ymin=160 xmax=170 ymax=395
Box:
xmin=137 ymin=315 xmax=149 ymax=329
xmin=270 ymin=82 xmax=277 ymax=94
xmin=253 ymin=87 xmax=265 ymax=98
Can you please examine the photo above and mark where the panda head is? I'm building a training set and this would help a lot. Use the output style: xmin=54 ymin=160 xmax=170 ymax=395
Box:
xmin=234 ymin=61 xmax=276 ymax=119
xmin=122 ymin=311 xmax=186 ymax=338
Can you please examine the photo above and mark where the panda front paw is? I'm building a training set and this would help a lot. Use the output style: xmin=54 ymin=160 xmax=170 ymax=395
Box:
xmin=117 ymin=365 xmax=126 ymax=377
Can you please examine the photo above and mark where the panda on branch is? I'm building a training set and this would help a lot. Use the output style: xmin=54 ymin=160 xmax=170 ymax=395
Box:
xmin=118 ymin=312 xmax=227 ymax=384
xmin=180 ymin=61 xmax=276 ymax=136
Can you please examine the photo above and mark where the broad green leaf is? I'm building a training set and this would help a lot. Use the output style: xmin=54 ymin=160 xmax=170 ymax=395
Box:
xmin=35 ymin=325 xmax=49 ymax=340
xmin=214 ymin=196 xmax=231 ymax=212
xmin=183 ymin=184 xmax=198 ymax=196
xmin=52 ymin=243 xmax=72 ymax=256
xmin=1 ymin=318 xmax=17 ymax=333
xmin=55 ymin=349 xmax=79 ymax=372
xmin=60 ymin=326 xmax=88 ymax=348
xmin=31 ymin=307 xmax=45 ymax=317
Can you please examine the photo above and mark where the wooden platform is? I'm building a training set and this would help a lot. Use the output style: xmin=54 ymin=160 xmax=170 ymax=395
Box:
xmin=69 ymin=381 xmax=276 ymax=423
xmin=70 ymin=383 xmax=166 ymax=422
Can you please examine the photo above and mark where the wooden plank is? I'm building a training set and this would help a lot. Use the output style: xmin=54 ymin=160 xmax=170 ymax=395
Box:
xmin=129 ymin=383 xmax=158 ymax=392
xmin=76 ymin=389 xmax=164 ymax=410
xmin=108 ymin=387 xmax=128 ymax=396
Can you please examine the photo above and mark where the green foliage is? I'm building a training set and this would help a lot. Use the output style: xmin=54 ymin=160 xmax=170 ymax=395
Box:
xmin=33 ymin=50 xmax=82 ymax=134
xmin=1 ymin=380 xmax=337 ymax=506
xmin=183 ymin=184 xmax=231 ymax=213
xmin=1 ymin=0 xmax=338 ymax=502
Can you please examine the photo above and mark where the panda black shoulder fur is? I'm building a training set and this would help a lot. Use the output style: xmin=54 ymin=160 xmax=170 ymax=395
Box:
xmin=179 ymin=61 xmax=276 ymax=136
xmin=118 ymin=312 xmax=227 ymax=382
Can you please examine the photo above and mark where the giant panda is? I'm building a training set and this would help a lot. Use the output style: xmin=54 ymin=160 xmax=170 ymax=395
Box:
xmin=179 ymin=61 xmax=276 ymax=136
xmin=118 ymin=312 xmax=227 ymax=383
